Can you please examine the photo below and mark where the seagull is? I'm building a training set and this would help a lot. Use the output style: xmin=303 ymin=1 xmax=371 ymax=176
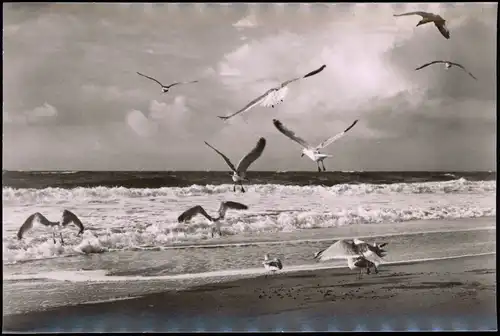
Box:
xmin=263 ymin=253 xmax=283 ymax=276
xmin=217 ymin=64 xmax=327 ymax=121
xmin=415 ymin=61 xmax=478 ymax=80
xmin=313 ymin=239 xmax=388 ymax=278
xmin=346 ymin=256 xmax=378 ymax=280
xmin=273 ymin=119 xmax=358 ymax=172
xmin=204 ymin=137 xmax=266 ymax=192
xmin=393 ymin=11 xmax=450 ymax=39
xmin=137 ymin=72 xmax=199 ymax=93
xmin=177 ymin=201 xmax=249 ymax=238
xmin=17 ymin=210 xmax=85 ymax=245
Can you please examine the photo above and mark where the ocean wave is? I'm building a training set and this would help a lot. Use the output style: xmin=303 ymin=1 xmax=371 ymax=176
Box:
xmin=3 ymin=205 xmax=495 ymax=264
xmin=2 ymin=178 xmax=495 ymax=204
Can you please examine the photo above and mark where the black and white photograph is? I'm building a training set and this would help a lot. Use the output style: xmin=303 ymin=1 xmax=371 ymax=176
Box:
xmin=2 ymin=2 xmax=497 ymax=332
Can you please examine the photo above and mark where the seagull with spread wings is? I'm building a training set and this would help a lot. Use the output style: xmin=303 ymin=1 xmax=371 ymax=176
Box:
xmin=17 ymin=210 xmax=85 ymax=245
xmin=314 ymin=239 xmax=388 ymax=279
xmin=137 ymin=72 xmax=199 ymax=93
xmin=204 ymin=137 xmax=266 ymax=192
xmin=177 ymin=201 xmax=249 ymax=238
xmin=415 ymin=61 xmax=478 ymax=80
xmin=273 ymin=119 xmax=358 ymax=172
xmin=218 ymin=64 xmax=327 ymax=121
xmin=394 ymin=11 xmax=450 ymax=39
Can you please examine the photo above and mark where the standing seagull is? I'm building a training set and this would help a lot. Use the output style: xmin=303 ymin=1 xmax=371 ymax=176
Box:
xmin=218 ymin=64 xmax=327 ymax=121
xmin=204 ymin=137 xmax=266 ymax=192
xmin=273 ymin=119 xmax=358 ymax=172
xmin=314 ymin=239 xmax=388 ymax=278
xmin=415 ymin=61 xmax=478 ymax=80
xmin=346 ymin=256 xmax=378 ymax=280
xmin=177 ymin=201 xmax=249 ymax=238
xmin=17 ymin=210 xmax=85 ymax=245
xmin=263 ymin=253 xmax=283 ymax=276
xmin=394 ymin=11 xmax=450 ymax=39
xmin=137 ymin=72 xmax=199 ymax=93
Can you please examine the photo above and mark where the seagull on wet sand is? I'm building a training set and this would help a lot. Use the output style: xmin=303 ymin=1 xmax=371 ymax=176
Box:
xmin=137 ymin=72 xmax=199 ymax=93
xmin=177 ymin=201 xmax=249 ymax=238
xmin=314 ymin=239 xmax=388 ymax=278
xmin=263 ymin=253 xmax=283 ymax=277
xmin=273 ymin=119 xmax=358 ymax=172
xmin=346 ymin=256 xmax=378 ymax=279
xmin=394 ymin=11 xmax=450 ymax=39
xmin=17 ymin=210 xmax=85 ymax=245
xmin=218 ymin=64 xmax=327 ymax=121
xmin=204 ymin=137 xmax=266 ymax=192
xmin=415 ymin=61 xmax=478 ymax=80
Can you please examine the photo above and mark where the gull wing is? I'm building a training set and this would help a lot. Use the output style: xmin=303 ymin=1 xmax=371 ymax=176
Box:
xmin=178 ymin=205 xmax=213 ymax=223
xmin=279 ymin=64 xmax=327 ymax=87
xmin=393 ymin=11 xmax=432 ymax=18
xmin=316 ymin=240 xmax=363 ymax=262
xmin=235 ymin=137 xmax=266 ymax=173
xmin=415 ymin=61 xmax=445 ymax=71
xmin=204 ymin=141 xmax=237 ymax=172
xmin=137 ymin=72 xmax=165 ymax=87
xmin=218 ymin=201 xmax=248 ymax=219
xmin=272 ymin=119 xmax=311 ymax=149
xmin=17 ymin=212 xmax=51 ymax=239
xmin=435 ymin=22 xmax=450 ymax=39
xmin=166 ymin=80 xmax=200 ymax=88
xmin=315 ymin=119 xmax=359 ymax=150
xmin=218 ymin=89 xmax=274 ymax=120
xmin=61 ymin=210 xmax=85 ymax=235
xmin=450 ymin=62 xmax=478 ymax=80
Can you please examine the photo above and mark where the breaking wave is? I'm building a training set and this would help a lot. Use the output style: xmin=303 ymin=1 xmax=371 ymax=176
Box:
xmin=2 ymin=178 xmax=495 ymax=204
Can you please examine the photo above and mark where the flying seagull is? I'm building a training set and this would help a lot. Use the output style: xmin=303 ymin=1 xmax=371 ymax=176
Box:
xmin=204 ymin=137 xmax=266 ymax=192
xmin=314 ymin=239 xmax=388 ymax=278
xmin=17 ymin=210 xmax=85 ymax=245
xmin=273 ymin=119 xmax=358 ymax=172
xmin=177 ymin=201 xmax=249 ymax=238
xmin=137 ymin=72 xmax=199 ymax=93
xmin=263 ymin=253 xmax=283 ymax=276
xmin=394 ymin=11 xmax=450 ymax=39
xmin=415 ymin=61 xmax=478 ymax=80
xmin=218 ymin=64 xmax=327 ymax=121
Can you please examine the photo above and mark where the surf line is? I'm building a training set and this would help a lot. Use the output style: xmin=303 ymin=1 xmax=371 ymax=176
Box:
xmin=147 ymin=226 xmax=495 ymax=251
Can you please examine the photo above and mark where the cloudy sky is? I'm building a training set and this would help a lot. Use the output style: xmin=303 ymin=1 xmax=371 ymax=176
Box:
xmin=3 ymin=3 xmax=497 ymax=171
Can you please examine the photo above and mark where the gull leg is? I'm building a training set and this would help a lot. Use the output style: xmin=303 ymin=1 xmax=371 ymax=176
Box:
xmin=233 ymin=184 xmax=236 ymax=192
xmin=240 ymin=182 xmax=246 ymax=193
xmin=60 ymin=232 xmax=65 ymax=246
xmin=317 ymin=163 xmax=321 ymax=172
xmin=321 ymin=161 xmax=327 ymax=172
xmin=366 ymin=267 xmax=371 ymax=275
xmin=52 ymin=231 xmax=57 ymax=244
xmin=374 ymin=266 xmax=379 ymax=274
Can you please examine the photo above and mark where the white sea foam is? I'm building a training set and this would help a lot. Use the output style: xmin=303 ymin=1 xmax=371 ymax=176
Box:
xmin=2 ymin=179 xmax=495 ymax=263
xmin=2 ymin=178 xmax=495 ymax=204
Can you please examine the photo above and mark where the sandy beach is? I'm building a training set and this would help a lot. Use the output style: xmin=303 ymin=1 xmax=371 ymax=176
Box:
xmin=3 ymin=253 xmax=496 ymax=332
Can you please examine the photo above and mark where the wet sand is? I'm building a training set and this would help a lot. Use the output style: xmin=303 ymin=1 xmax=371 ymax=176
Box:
xmin=3 ymin=253 xmax=496 ymax=332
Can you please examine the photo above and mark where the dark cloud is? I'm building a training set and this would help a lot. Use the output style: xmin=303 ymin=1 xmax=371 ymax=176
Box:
xmin=3 ymin=3 xmax=497 ymax=171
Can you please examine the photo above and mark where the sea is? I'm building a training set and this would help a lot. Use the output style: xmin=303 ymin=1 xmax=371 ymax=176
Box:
xmin=2 ymin=170 xmax=497 ymax=315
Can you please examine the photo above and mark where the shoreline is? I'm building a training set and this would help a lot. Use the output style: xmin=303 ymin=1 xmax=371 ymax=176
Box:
xmin=3 ymin=253 xmax=497 ymax=332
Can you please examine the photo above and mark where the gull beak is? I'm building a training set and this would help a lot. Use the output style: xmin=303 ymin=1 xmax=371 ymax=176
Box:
xmin=300 ymin=153 xmax=304 ymax=158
